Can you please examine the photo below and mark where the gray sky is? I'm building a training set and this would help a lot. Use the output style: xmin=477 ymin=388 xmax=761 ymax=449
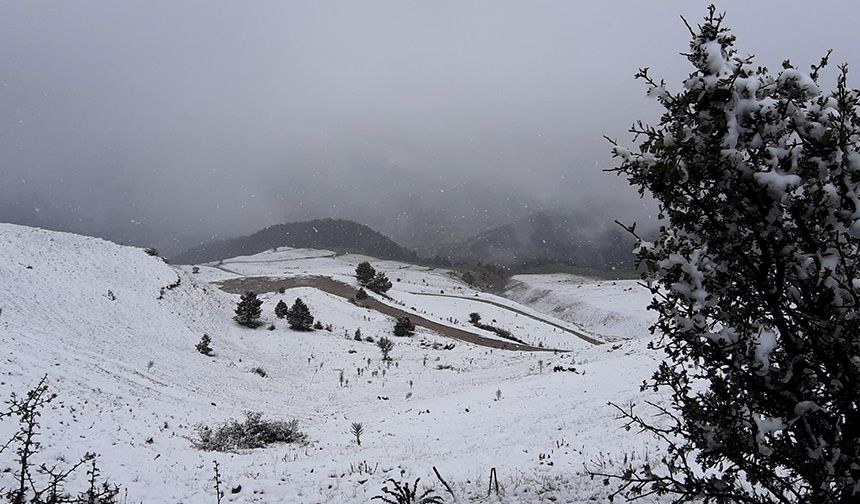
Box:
xmin=2 ymin=1 xmax=859 ymax=254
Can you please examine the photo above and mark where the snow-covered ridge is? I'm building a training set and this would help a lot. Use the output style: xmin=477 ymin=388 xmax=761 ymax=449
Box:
xmin=1 ymin=224 xmax=664 ymax=503
xmin=504 ymin=274 xmax=655 ymax=342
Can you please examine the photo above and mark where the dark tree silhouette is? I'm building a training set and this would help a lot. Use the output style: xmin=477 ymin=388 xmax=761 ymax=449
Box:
xmin=233 ymin=291 xmax=262 ymax=328
xmin=393 ymin=317 xmax=415 ymax=337
xmin=286 ymin=298 xmax=314 ymax=331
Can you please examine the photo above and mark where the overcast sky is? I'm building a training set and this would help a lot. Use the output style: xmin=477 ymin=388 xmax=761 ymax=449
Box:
xmin=2 ymin=1 xmax=859 ymax=254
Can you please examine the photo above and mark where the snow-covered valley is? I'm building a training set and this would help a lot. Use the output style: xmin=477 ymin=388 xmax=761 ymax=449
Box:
xmin=1 ymin=223 xmax=665 ymax=503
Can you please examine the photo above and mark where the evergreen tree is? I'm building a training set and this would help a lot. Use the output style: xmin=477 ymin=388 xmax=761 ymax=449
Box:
xmin=355 ymin=288 xmax=369 ymax=301
xmin=393 ymin=317 xmax=415 ymax=337
xmin=274 ymin=299 xmax=288 ymax=319
xmin=286 ymin=298 xmax=314 ymax=331
xmin=196 ymin=334 xmax=213 ymax=356
xmin=366 ymin=272 xmax=392 ymax=294
xmin=469 ymin=312 xmax=481 ymax=324
xmin=355 ymin=261 xmax=376 ymax=286
xmin=595 ymin=6 xmax=860 ymax=503
xmin=234 ymin=291 xmax=262 ymax=328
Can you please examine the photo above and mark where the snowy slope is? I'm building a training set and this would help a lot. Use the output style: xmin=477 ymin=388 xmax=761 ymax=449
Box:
xmin=0 ymin=224 xmax=667 ymax=503
xmin=504 ymin=274 xmax=655 ymax=342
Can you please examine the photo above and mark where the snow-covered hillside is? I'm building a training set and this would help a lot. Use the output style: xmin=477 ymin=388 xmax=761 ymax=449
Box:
xmin=504 ymin=274 xmax=655 ymax=343
xmin=1 ymin=224 xmax=666 ymax=503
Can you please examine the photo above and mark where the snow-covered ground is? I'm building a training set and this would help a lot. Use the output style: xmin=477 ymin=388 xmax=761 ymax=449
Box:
xmin=504 ymin=274 xmax=655 ymax=343
xmin=1 ymin=224 xmax=667 ymax=503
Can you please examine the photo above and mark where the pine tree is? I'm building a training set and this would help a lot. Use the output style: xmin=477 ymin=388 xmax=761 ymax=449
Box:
xmin=595 ymin=6 xmax=860 ymax=503
xmin=234 ymin=291 xmax=262 ymax=328
xmin=355 ymin=261 xmax=376 ymax=286
xmin=286 ymin=298 xmax=314 ymax=331
xmin=274 ymin=299 xmax=288 ymax=319
xmin=355 ymin=288 xmax=369 ymax=301
xmin=393 ymin=317 xmax=415 ymax=337
xmin=196 ymin=334 xmax=213 ymax=356
xmin=366 ymin=272 xmax=392 ymax=294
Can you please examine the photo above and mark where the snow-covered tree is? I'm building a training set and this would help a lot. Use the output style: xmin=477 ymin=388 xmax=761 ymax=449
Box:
xmin=234 ymin=291 xmax=262 ymax=328
xmin=366 ymin=272 xmax=392 ymax=294
xmin=274 ymin=299 xmax=288 ymax=319
xmin=286 ymin=298 xmax=314 ymax=331
xmin=597 ymin=6 xmax=860 ymax=503
xmin=355 ymin=262 xmax=376 ymax=286
xmin=196 ymin=334 xmax=213 ymax=356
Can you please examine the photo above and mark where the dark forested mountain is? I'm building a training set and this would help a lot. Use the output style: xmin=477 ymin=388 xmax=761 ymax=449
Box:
xmin=171 ymin=218 xmax=418 ymax=264
xmin=427 ymin=210 xmax=636 ymax=272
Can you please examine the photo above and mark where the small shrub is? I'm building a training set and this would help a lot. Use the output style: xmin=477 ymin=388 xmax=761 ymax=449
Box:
xmin=250 ymin=366 xmax=267 ymax=378
xmin=350 ymin=421 xmax=364 ymax=446
xmin=393 ymin=317 xmax=415 ymax=337
xmin=144 ymin=247 xmax=159 ymax=256
xmin=354 ymin=328 xmax=362 ymax=341
xmin=377 ymin=337 xmax=395 ymax=361
xmin=313 ymin=320 xmax=324 ymax=330
xmin=355 ymin=288 xmax=369 ymax=300
xmin=468 ymin=312 xmax=481 ymax=324
xmin=372 ymin=478 xmax=443 ymax=504
xmin=193 ymin=412 xmax=307 ymax=451
xmin=196 ymin=334 xmax=213 ymax=356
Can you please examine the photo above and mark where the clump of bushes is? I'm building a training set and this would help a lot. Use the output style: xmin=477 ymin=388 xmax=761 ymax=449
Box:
xmin=193 ymin=412 xmax=307 ymax=451
xmin=355 ymin=262 xmax=392 ymax=294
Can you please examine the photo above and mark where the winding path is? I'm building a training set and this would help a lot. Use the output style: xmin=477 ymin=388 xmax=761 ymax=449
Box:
xmin=406 ymin=291 xmax=603 ymax=345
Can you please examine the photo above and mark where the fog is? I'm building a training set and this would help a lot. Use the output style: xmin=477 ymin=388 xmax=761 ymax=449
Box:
xmin=2 ymin=1 xmax=859 ymax=255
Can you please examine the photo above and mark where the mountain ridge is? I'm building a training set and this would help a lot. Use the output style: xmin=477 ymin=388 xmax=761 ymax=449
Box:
xmin=171 ymin=218 xmax=419 ymax=264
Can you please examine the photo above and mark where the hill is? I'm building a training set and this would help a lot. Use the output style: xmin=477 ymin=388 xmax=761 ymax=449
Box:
xmin=427 ymin=210 xmax=636 ymax=272
xmin=0 ymin=223 xmax=662 ymax=503
xmin=171 ymin=218 xmax=418 ymax=264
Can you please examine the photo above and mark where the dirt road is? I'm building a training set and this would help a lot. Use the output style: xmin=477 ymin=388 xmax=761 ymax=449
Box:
xmin=216 ymin=275 xmax=560 ymax=352
xmin=407 ymin=291 xmax=603 ymax=345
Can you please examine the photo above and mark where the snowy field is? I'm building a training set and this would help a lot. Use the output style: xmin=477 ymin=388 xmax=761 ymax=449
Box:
xmin=1 ymin=224 xmax=667 ymax=503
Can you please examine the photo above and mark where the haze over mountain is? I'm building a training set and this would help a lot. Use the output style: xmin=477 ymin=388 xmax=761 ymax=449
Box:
xmin=427 ymin=210 xmax=635 ymax=271
xmin=172 ymin=218 xmax=418 ymax=264
xmin=5 ymin=2 xmax=855 ymax=256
